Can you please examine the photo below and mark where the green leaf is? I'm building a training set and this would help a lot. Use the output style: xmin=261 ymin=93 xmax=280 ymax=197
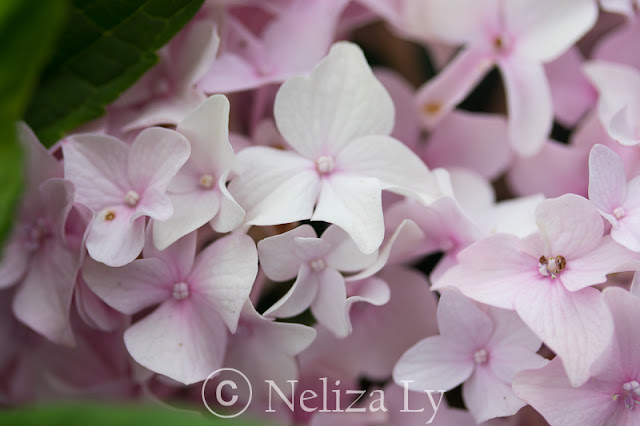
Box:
xmin=0 ymin=403 xmax=266 ymax=426
xmin=24 ymin=0 xmax=205 ymax=146
xmin=0 ymin=0 xmax=69 ymax=246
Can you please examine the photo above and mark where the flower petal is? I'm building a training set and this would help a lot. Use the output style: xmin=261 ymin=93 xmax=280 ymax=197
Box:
xmin=415 ymin=48 xmax=494 ymax=129
xmin=463 ymin=365 xmax=526 ymax=424
xmin=312 ymin=173 xmax=383 ymax=254
xmin=83 ymin=257 xmax=172 ymax=315
xmin=124 ymin=299 xmax=227 ymax=385
xmin=310 ymin=268 xmax=348 ymax=336
xmin=514 ymin=283 xmax=613 ymax=386
xmin=62 ymin=134 xmax=129 ymax=210
xmin=535 ymin=194 xmax=604 ymax=258
xmin=588 ymin=144 xmax=627 ymax=215
xmin=393 ymin=335 xmax=475 ymax=391
xmin=13 ymin=245 xmax=78 ymax=346
xmin=85 ymin=206 xmax=145 ymax=267
xmin=337 ymin=134 xmax=441 ymax=203
xmin=229 ymin=146 xmax=320 ymax=226
xmin=127 ymin=127 xmax=190 ymax=193
xmin=188 ymin=233 xmax=258 ymax=333
xmin=504 ymin=0 xmax=598 ymax=62
xmin=274 ymin=42 xmax=394 ymax=158
xmin=264 ymin=264 xmax=319 ymax=319
xmin=499 ymin=58 xmax=552 ymax=156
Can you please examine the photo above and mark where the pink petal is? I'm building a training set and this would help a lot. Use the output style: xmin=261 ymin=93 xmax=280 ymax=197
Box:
xmin=437 ymin=290 xmax=495 ymax=348
xmin=310 ymin=268 xmax=348 ymax=336
xmin=336 ymin=134 xmax=441 ymax=203
xmin=0 ymin=238 xmax=28 ymax=289
xmin=561 ymin=236 xmax=640 ymax=291
xmin=13 ymin=245 xmax=78 ymax=346
xmin=226 ymin=301 xmax=316 ymax=401
xmin=152 ymin=190 xmax=221 ymax=251
xmin=85 ymin=206 xmax=145 ymax=267
xmin=393 ymin=335 xmax=475 ymax=391
xmin=210 ymin=170 xmax=245 ymax=233
xmin=462 ymin=365 xmax=526 ymax=424
xmin=274 ymin=42 xmax=394 ymax=158
xmin=508 ymin=139 xmax=588 ymax=198
xmin=17 ymin=122 xmax=62 ymax=187
xmin=133 ymin=188 xmax=174 ymax=222
xmin=264 ymin=264 xmax=320 ymax=318
xmin=83 ymin=257 xmax=172 ymax=315
xmin=433 ymin=234 xmax=539 ymax=309
xmin=176 ymin=94 xmax=240 ymax=177
xmin=127 ymin=127 xmax=190 ymax=193
xmin=322 ymin=225 xmax=377 ymax=273
xmin=589 ymin=144 xmax=627 ymax=215
xmin=513 ymin=359 xmax=621 ymax=426
xmin=514 ymin=283 xmax=613 ymax=386
xmin=262 ymin=0 xmax=348 ymax=78
xmin=599 ymin=286 xmax=640 ymax=380
xmin=498 ymin=58 xmax=552 ymax=156
xmin=197 ymin=53 xmax=263 ymax=94
xmin=535 ymin=194 xmax=604 ymax=259
xmin=415 ymin=48 xmax=494 ymax=129
xmin=124 ymin=299 xmax=227 ymax=385
xmin=74 ymin=276 xmax=127 ymax=332
xmin=341 ymin=276 xmax=390 ymax=336
xmin=545 ymin=47 xmax=597 ymax=126
xmin=172 ymin=18 xmax=220 ymax=88
xmin=143 ymin=226 xmax=196 ymax=280
xmin=120 ymin=90 xmax=206 ymax=133
xmin=424 ymin=111 xmax=512 ymax=180
xmin=228 ymin=147 xmax=320 ymax=226
xmin=312 ymin=173 xmax=383 ymax=254
xmin=188 ymin=233 xmax=258 ymax=333
xmin=404 ymin=0 xmax=499 ymax=45
xmin=258 ymin=225 xmax=316 ymax=281
xmin=62 ymin=134 xmax=129 ymax=210
xmin=504 ymin=0 xmax=598 ymax=63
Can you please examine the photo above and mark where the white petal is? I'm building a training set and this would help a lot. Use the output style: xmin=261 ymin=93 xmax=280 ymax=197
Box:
xmin=312 ymin=173 xmax=383 ymax=254
xmin=337 ymin=135 xmax=441 ymax=203
xmin=229 ymin=147 xmax=320 ymax=226
xmin=274 ymin=42 xmax=394 ymax=158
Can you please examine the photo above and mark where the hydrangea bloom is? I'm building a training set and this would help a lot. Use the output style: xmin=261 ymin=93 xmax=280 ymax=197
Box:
xmin=229 ymin=41 xmax=442 ymax=254
xmin=63 ymin=128 xmax=190 ymax=266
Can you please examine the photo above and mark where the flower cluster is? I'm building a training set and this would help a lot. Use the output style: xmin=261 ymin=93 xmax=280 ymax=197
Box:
xmin=3 ymin=1 xmax=640 ymax=425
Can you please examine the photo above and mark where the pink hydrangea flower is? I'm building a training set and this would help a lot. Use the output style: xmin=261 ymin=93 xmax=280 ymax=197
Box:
xmin=406 ymin=0 xmax=598 ymax=155
xmin=229 ymin=41 xmax=442 ymax=254
xmin=0 ymin=124 xmax=85 ymax=346
xmin=152 ymin=95 xmax=245 ymax=250
xmin=259 ymin=224 xmax=377 ymax=336
xmin=83 ymin=229 xmax=257 ymax=384
xmin=393 ymin=290 xmax=547 ymax=423
xmin=589 ymin=144 xmax=640 ymax=251
xmin=434 ymin=194 xmax=640 ymax=386
xmin=63 ymin=127 xmax=190 ymax=266
xmin=514 ymin=286 xmax=640 ymax=425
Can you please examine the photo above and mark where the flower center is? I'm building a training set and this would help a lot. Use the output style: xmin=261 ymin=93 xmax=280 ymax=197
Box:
xmin=25 ymin=218 xmax=51 ymax=252
xmin=199 ymin=174 xmax=215 ymax=189
xmin=613 ymin=380 xmax=640 ymax=410
xmin=422 ymin=101 xmax=442 ymax=116
xmin=613 ymin=207 xmax=626 ymax=220
xmin=473 ymin=349 xmax=488 ymax=365
xmin=309 ymin=258 xmax=327 ymax=272
xmin=315 ymin=156 xmax=335 ymax=175
xmin=172 ymin=282 xmax=190 ymax=300
xmin=538 ymin=255 xmax=566 ymax=279
xmin=124 ymin=190 xmax=140 ymax=207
